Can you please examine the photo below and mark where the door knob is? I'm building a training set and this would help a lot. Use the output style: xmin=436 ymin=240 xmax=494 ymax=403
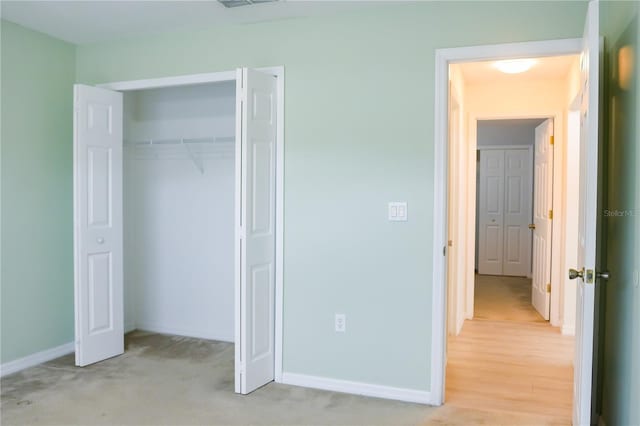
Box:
xmin=569 ymin=268 xmax=584 ymax=280
xmin=97 ymin=237 xmax=105 ymax=244
xmin=528 ymin=223 xmax=536 ymax=230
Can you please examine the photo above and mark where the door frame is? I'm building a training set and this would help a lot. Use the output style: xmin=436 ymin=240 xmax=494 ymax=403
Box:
xmin=96 ymin=66 xmax=285 ymax=383
xmin=471 ymin=114 xmax=562 ymax=321
xmin=431 ymin=39 xmax=582 ymax=405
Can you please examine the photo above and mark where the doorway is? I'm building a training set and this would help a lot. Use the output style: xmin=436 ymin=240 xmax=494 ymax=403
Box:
xmin=72 ymin=68 xmax=285 ymax=395
xmin=431 ymin=13 xmax=602 ymax=421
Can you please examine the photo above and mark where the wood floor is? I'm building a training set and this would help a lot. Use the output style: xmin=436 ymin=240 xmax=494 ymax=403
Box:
xmin=445 ymin=275 xmax=575 ymax=423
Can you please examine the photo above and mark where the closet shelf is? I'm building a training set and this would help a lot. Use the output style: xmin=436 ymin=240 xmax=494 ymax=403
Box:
xmin=125 ymin=136 xmax=234 ymax=174
xmin=124 ymin=136 xmax=234 ymax=146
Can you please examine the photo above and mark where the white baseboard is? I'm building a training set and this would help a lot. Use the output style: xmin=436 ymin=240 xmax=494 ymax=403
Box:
xmin=1 ymin=342 xmax=74 ymax=377
xmin=562 ymin=324 xmax=575 ymax=336
xmin=135 ymin=322 xmax=234 ymax=343
xmin=125 ymin=322 xmax=136 ymax=333
xmin=280 ymin=372 xmax=432 ymax=404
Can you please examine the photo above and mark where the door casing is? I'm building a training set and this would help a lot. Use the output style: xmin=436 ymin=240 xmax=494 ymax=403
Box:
xmin=95 ymin=66 xmax=286 ymax=384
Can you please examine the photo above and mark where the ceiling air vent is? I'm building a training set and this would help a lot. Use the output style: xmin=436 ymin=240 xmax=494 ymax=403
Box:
xmin=218 ymin=0 xmax=278 ymax=8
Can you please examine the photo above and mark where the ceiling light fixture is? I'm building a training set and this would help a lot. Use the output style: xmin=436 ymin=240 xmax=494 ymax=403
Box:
xmin=493 ymin=58 xmax=537 ymax=74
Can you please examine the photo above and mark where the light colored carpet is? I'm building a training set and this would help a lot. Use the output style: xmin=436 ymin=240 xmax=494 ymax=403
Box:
xmin=2 ymin=331 xmax=438 ymax=426
xmin=474 ymin=274 xmax=545 ymax=323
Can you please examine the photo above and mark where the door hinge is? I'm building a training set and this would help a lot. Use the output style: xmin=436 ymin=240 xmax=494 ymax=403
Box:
xmin=546 ymin=283 xmax=551 ymax=293
xmin=550 ymin=135 xmax=554 ymax=145
xmin=448 ymin=240 xmax=453 ymax=247
xmin=548 ymin=209 xmax=553 ymax=220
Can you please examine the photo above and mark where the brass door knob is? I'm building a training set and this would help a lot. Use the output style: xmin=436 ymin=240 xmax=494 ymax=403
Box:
xmin=569 ymin=268 xmax=584 ymax=280
xmin=528 ymin=223 xmax=536 ymax=230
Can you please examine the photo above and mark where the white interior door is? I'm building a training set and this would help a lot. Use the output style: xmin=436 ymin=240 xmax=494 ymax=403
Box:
xmin=478 ymin=149 xmax=504 ymax=275
xmin=235 ymin=68 xmax=277 ymax=394
xmin=532 ymin=119 xmax=554 ymax=320
xmin=447 ymin=92 xmax=460 ymax=336
xmin=572 ymin=2 xmax=600 ymax=424
xmin=73 ymin=84 xmax=124 ymax=366
xmin=503 ymin=148 xmax=533 ymax=277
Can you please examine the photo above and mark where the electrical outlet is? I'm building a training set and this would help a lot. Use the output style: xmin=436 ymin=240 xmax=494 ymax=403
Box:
xmin=335 ymin=314 xmax=346 ymax=332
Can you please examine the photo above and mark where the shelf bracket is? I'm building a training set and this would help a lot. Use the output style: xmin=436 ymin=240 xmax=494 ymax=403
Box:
xmin=182 ymin=139 xmax=205 ymax=174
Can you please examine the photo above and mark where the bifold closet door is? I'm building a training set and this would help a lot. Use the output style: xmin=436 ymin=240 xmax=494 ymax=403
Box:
xmin=503 ymin=149 xmax=533 ymax=277
xmin=478 ymin=150 xmax=505 ymax=275
xmin=235 ymin=68 xmax=277 ymax=394
xmin=478 ymin=148 xmax=533 ymax=277
xmin=73 ymin=84 xmax=124 ymax=366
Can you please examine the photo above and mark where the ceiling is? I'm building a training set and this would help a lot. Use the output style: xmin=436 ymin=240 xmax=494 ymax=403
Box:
xmin=457 ymin=55 xmax=578 ymax=84
xmin=1 ymin=0 xmax=386 ymax=45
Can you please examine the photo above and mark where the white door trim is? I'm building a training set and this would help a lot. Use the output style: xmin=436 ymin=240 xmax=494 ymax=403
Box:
xmin=97 ymin=67 xmax=285 ymax=383
xmin=431 ymin=38 xmax=582 ymax=406
xmin=477 ymin=145 xmax=532 ymax=151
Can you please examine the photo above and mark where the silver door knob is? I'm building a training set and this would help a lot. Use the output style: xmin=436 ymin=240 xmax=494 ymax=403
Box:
xmin=97 ymin=237 xmax=105 ymax=244
xmin=597 ymin=271 xmax=610 ymax=280
xmin=569 ymin=268 xmax=584 ymax=280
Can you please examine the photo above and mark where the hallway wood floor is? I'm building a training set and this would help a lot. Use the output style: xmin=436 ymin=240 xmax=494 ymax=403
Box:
xmin=445 ymin=275 xmax=575 ymax=424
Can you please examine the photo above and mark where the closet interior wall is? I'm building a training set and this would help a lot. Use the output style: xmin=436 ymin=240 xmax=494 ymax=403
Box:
xmin=122 ymin=81 xmax=236 ymax=342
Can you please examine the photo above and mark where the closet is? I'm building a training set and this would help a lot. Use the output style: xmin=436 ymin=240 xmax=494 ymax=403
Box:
xmin=477 ymin=147 xmax=533 ymax=277
xmin=122 ymin=82 xmax=236 ymax=341
xmin=73 ymin=68 xmax=282 ymax=395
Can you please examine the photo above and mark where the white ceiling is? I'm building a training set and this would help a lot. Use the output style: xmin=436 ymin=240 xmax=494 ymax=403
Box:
xmin=457 ymin=55 xmax=578 ymax=84
xmin=1 ymin=0 xmax=387 ymax=45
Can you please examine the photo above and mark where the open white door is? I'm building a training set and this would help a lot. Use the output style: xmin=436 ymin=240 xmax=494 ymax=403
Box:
xmin=571 ymin=2 xmax=601 ymax=425
xmin=235 ymin=68 xmax=277 ymax=394
xmin=73 ymin=84 xmax=124 ymax=366
xmin=532 ymin=119 xmax=554 ymax=320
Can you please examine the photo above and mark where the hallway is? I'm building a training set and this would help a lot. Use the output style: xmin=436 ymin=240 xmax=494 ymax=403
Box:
xmin=444 ymin=275 xmax=574 ymax=424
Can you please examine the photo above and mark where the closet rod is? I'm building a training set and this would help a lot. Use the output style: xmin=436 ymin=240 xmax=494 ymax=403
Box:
xmin=124 ymin=136 xmax=234 ymax=146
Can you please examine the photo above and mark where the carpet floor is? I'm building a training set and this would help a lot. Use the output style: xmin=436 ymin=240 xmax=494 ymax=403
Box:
xmin=473 ymin=274 xmax=545 ymax=323
xmin=2 ymin=331 xmax=440 ymax=426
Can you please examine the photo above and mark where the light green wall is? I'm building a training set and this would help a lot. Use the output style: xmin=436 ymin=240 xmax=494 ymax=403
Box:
xmin=1 ymin=21 xmax=76 ymax=363
xmin=599 ymin=2 xmax=639 ymax=425
xmin=74 ymin=2 xmax=587 ymax=391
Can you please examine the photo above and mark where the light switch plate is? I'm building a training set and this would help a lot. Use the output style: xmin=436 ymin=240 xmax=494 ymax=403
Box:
xmin=388 ymin=202 xmax=408 ymax=221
